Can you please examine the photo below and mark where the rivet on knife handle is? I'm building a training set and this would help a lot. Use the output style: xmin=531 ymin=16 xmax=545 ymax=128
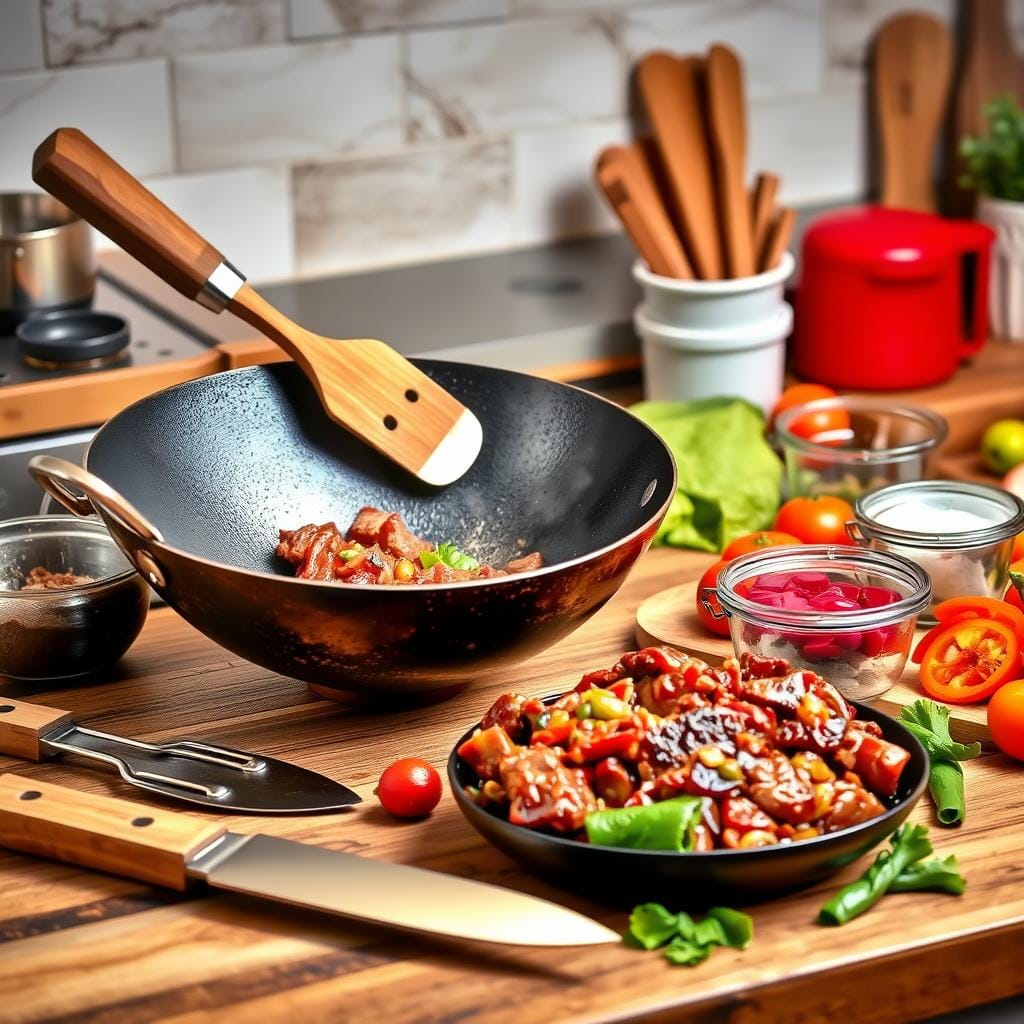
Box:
xmin=0 ymin=774 xmax=226 ymax=890
xmin=0 ymin=699 xmax=73 ymax=761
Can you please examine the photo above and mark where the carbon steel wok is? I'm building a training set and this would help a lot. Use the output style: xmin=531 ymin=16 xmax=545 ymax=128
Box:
xmin=31 ymin=360 xmax=676 ymax=700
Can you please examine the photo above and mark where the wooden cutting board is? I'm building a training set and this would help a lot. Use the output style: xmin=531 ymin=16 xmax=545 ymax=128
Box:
xmin=635 ymin=580 xmax=989 ymax=743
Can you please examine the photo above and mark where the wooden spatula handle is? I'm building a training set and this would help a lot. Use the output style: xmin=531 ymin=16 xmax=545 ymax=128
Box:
xmin=33 ymin=128 xmax=231 ymax=304
xmin=0 ymin=774 xmax=225 ymax=890
xmin=0 ymin=699 xmax=73 ymax=761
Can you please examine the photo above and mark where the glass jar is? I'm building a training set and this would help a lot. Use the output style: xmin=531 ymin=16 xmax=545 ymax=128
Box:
xmin=712 ymin=545 xmax=931 ymax=700
xmin=775 ymin=398 xmax=947 ymax=502
xmin=851 ymin=480 xmax=1024 ymax=624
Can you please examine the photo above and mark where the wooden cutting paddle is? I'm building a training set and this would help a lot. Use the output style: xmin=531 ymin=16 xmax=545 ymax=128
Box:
xmin=32 ymin=128 xmax=482 ymax=486
xmin=637 ymin=52 xmax=722 ymax=279
xmin=750 ymin=172 xmax=779 ymax=264
xmin=873 ymin=13 xmax=953 ymax=213
xmin=595 ymin=145 xmax=692 ymax=278
xmin=705 ymin=44 xmax=754 ymax=278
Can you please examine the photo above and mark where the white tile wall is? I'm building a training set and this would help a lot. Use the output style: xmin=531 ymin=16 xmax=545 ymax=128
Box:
xmin=0 ymin=0 xmax=45 ymax=73
xmin=294 ymin=140 xmax=511 ymax=274
xmin=0 ymin=59 xmax=174 ymax=190
xmin=173 ymin=36 xmax=402 ymax=171
xmin=513 ymin=117 xmax=629 ymax=245
xmin=288 ymin=0 xmax=509 ymax=38
xmin=623 ymin=0 xmax=825 ymax=100
xmin=406 ymin=16 xmax=622 ymax=140
xmin=41 ymin=0 xmax=285 ymax=65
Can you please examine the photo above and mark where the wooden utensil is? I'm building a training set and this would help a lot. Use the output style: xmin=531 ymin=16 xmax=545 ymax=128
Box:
xmin=705 ymin=44 xmax=754 ymax=278
xmin=750 ymin=172 xmax=779 ymax=262
xmin=950 ymin=0 xmax=1024 ymax=214
xmin=32 ymin=128 xmax=481 ymax=487
xmin=595 ymin=145 xmax=692 ymax=279
xmin=759 ymin=206 xmax=795 ymax=272
xmin=637 ymin=52 xmax=723 ymax=279
xmin=873 ymin=12 xmax=953 ymax=213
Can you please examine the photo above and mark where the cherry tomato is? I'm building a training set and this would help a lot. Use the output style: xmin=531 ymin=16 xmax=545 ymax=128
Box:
xmin=988 ymin=678 xmax=1024 ymax=760
xmin=769 ymin=383 xmax=839 ymax=431
xmin=722 ymin=530 xmax=802 ymax=560
xmin=918 ymin=617 xmax=1020 ymax=704
xmin=376 ymin=758 xmax=443 ymax=818
xmin=696 ymin=559 xmax=731 ymax=637
xmin=774 ymin=495 xmax=855 ymax=546
xmin=770 ymin=384 xmax=851 ymax=441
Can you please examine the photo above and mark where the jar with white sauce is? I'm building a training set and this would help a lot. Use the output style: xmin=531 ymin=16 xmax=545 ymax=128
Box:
xmin=851 ymin=481 xmax=1024 ymax=623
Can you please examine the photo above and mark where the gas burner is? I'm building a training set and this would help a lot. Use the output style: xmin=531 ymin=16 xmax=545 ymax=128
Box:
xmin=15 ymin=310 xmax=130 ymax=369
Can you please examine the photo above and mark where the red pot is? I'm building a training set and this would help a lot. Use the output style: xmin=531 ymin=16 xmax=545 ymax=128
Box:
xmin=794 ymin=206 xmax=995 ymax=390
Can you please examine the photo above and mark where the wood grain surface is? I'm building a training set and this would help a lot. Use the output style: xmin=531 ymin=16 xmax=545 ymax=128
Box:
xmin=1 ymin=547 xmax=1022 ymax=1023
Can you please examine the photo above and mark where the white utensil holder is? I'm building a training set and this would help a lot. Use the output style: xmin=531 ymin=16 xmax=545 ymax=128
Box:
xmin=978 ymin=197 xmax=1024 ymax=342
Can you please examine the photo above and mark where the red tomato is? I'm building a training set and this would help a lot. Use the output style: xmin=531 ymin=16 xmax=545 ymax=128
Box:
xmin=769 ymin=383 xmax=839 ymax=430
xmin=774 ymin=496 xmax=855 ymax=546
xmin=918 ymin=618 xmax=1020 ymax=704
xmin=770 ymin=384 xmax=851 ymax=441
xmin=376 ymin=758 xmax=443 ymax=818
xmin=696 ymin=559 xmax=731 ymax=637
xmin=722 ymin=530 xmax=802 ymax=560
xmin=988 ymin=679 xmax=1024 ymax=760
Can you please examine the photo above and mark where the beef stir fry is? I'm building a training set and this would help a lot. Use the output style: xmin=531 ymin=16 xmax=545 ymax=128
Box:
xmin=277 ymin=507 xmax=543 ymax=585
xmin=459 ymin=647 xmax=911 ymax=849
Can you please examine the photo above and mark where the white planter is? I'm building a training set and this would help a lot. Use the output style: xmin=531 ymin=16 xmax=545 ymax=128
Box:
xmin=977 ymin=196 xmax=1024 ymax=342
xmin=634 ymin=302 xmax=793 ymax=414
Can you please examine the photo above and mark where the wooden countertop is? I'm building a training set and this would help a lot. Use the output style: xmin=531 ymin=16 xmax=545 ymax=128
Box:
xmin=1 ymin=547 xmax=1022 ymax=1023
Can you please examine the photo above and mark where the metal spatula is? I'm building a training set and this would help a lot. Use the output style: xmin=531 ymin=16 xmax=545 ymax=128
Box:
xmin=32 ymin=128 xmax=482 ymax=486
xmin=0 ymin=697 xmax=360 ymax=814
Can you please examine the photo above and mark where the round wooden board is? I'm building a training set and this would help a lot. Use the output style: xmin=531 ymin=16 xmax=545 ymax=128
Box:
xmin=634 ymin=580 xmax=990 ymax=738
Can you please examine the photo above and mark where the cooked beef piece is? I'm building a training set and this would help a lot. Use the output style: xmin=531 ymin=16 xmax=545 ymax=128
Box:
xmin=739 ymin=652 xmax=794 ymax=681
xmin=294 ymin=523 xmax=343 ymax=581
xmin=275 ymin=523 xmax=330 ymax=566
xmin=21 ymin=566 xmax=93 ymax=590
xmin=505 ymin=551 xmax=544 ymax=573
xmin=346 ymin=507 xmax=432 ymax=561
xmin=834 ymin=724 xmax=910 ymax=798
xmin=498 ymin=747 xmax=597 ymax=833
xmin=821 ymin=781 xmax=886 ymax=832
xmin=640 ymin=705 xmax=751 ymax=771
xmin=481 ymin=692 xmax=530 ymax=742
xmin=745 ymin=749 xmax=817 ymax=825
xmin=774 ymin=716 xmax=848 ymax=755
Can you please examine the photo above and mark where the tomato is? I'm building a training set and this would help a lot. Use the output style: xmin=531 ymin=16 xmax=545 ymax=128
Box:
xmin=376 ymin=757 xmax=443 ymax=818
xmin=934 ymin=596 xmax=1024 ymax=653
xmin=918 ymin=618 xmax=1020 ymax=704
xmin=696 ymin=559 xmax=731 ymax=637
xmin=722 ymin=530 xmax=802 ymax=560
xmin=988 ymin=678 xmax=1024 ymax=760
xmin=770 ymin=384 xmax=851 ymax=441
xmin=774 ymin=496 xmax=855 ymax=546
xmin=911 ymin=621 xmax=947 ymax=665
xmin=769 ymin=384 xmax=840 ymax=431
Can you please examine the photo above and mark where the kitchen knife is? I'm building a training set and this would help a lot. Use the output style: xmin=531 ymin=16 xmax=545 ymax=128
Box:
xmin=0 ymin=698 xmax=360 ymax=814
xmin=0 ymin=775 xmax=617 ymax=946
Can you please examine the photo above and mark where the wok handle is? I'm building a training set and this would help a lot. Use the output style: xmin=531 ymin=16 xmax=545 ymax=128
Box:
xmin=27 ymin=456 xmax=164 ymax=544
xmin=32 ymin=128 xmax=244 ymax=313
xmin=0 ymin=774 xmax=225 ymax=891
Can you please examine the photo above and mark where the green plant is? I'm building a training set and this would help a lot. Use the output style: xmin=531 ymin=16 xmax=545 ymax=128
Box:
xmin=960 ymin=96 xmax=1024 ymax=201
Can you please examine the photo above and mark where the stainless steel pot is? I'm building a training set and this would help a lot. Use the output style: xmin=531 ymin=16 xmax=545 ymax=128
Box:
xmin=0 ymin=193 xmax=95 ymax=325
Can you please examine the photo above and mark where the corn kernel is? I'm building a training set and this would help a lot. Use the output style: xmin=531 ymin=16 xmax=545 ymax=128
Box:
xmin=717 ymin=758 xmax=743 ymax=780
xmin=738 ymin=829 xmax=778 ymax=848
xmin=394 ymin=558 xmax=416 ymax=581
xmin=792 ymin=827 xmax=820 ymax=842
xmin=812 ymin=782 xmax=833 ymax=819
xmin=697 ymin=745 xmax=725 ymax=768
xmin=809 ymin=757 xmax=835 ymax=783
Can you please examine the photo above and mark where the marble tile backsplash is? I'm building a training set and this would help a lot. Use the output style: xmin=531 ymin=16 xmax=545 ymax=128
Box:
xmin=1 ymin=0 xmax=904 ymax=280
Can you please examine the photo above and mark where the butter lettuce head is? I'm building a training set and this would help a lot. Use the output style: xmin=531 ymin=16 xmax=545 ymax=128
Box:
xmin=632 ymin=397 xmax=782 ymax=553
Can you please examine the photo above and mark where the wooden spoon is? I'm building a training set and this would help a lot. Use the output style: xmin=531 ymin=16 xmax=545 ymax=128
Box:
xmin=759 ymin=207 xmax=795 ymax=272
xmin=874 ymin=12 xmax=953 ymax=213
xmin=595 ymin=145 xmax=692 ymax=279
xmin=705 ymin=44 xmax=754 ymax=278
xmin=637 ymin=52 xmax=722 ymax=279
xmin=32 ymin=128 xmax=481 ymax=486
xmin=750 ymin=172 xmax=779 ymax=265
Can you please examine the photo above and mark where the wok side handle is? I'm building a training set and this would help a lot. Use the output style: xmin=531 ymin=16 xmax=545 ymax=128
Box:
xmin=27 ymin=456 xmax=164 ymax=544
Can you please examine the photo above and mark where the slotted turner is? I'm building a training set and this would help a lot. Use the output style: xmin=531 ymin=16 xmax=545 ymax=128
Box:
xmin=32 ymin=128 xmax=482 ymax=486
xmin=0 ymin=697 xmax=360 ymax=813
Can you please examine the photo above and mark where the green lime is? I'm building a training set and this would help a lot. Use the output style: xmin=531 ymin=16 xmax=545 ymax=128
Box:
xmin=982 ymin=419 xmax=1024 ymax=474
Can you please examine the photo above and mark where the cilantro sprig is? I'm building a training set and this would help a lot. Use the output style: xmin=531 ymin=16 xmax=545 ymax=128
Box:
xmin=419 ymin=541 xmax=480 ymax=572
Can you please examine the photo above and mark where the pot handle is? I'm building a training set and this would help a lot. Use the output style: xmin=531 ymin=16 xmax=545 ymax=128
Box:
xmin=27 ymin=456 xmax=164 ymax=544
xmin=952 ymin=220 xmax=996 ymax=357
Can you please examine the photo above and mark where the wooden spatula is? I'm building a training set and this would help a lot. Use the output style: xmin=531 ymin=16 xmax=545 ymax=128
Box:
xmin=637 ymin=52 xmax=722 ymax=279
xmin=873 ymin=13 xmax=953 ymax=213
xmin=759 ymin=206 xmax=795 ymax=272
xmin=595 ymin=145 xmax=692 ymax=278
xmin=705 ymin=44 xmax=754 ymax=278
xmin=750 ymin=172 xmax=779 ymax=266
xmin=32 ymin=128 xmax=482 ymax=486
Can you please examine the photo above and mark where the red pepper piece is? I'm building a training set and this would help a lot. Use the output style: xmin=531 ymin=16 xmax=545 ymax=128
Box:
xmin=530 ymin=722 xmax=572 ymax=747
xmin=565 ymin=729 xmax=640 ymax=763
xmin=456 ymin=726 xmax=516 ymax=781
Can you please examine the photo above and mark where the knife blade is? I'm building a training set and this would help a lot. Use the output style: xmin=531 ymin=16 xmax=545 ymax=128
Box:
xmin=0 ymin=698 xmax=360 ymax=813
xmin=0 ymin=775 xmax=617 ymax=946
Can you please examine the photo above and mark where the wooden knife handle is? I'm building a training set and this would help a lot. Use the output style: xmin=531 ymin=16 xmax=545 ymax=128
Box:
xmin=0 ymin=699 xmax=73 ymax=761
xmin=0 ymin=774 xmax=226 ymax=890
xmin=32 ymin=128 xmax=226 ymax=302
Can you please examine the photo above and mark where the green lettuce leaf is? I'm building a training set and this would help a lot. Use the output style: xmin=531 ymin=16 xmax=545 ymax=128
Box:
xmin=631 ymin=398 xmax=782 ymax=552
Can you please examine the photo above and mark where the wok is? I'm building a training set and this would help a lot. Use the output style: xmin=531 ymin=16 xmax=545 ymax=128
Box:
xmin=31 ymin=360 xmax=675 ymax=700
